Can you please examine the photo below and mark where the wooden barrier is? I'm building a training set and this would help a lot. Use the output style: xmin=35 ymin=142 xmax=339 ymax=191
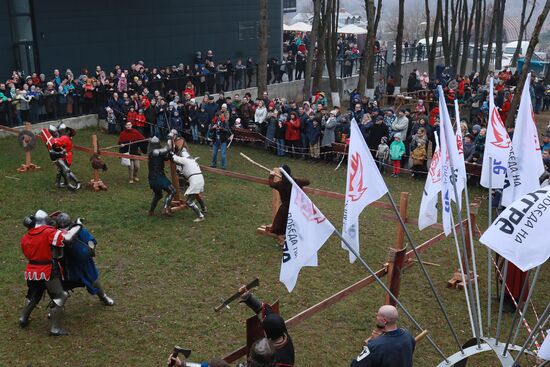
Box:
xmin=88 ymin=134 xmax=108 ymax=191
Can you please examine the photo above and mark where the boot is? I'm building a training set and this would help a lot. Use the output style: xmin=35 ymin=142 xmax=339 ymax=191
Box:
xmin=55 ymin=172 xmax=65 ymax=188
xmin=19 ymin=298 xmax=38 ymax=328
xmin=161 ymin=207 xmax=173 ymax=217
xmin=188 ymin=201 xmax=205 ymax=222
xmin=94 ymin=280 xmax=114 ymax=306
xmin=49 ymin=305 xmax=68 ymax=336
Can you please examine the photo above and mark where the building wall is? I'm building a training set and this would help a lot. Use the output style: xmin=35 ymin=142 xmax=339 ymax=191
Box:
xmin=31 ymin=0 xmax=282 ymax=74
xmin=0 ymin=0 xmax=14 ymax=80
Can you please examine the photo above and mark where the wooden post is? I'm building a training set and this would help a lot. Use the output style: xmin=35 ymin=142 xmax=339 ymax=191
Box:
xmin=256 ymin=168 xmax=284 ymax=246
xmin=17 ymin=122 xmax=41 ymax=172
xmin=88 ymin=134 xmax=108 ymax=191
xmin=385 ymin=192 xmax=409 ymax=306
xmin=168 ymin=160 xmax=188 ymax=213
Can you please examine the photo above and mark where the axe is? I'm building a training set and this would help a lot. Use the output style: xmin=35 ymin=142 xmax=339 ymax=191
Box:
xmin=215 ymin=278 xmax=259 ymax=312
xmin=167 ymin=346 xmax=191 ymax=367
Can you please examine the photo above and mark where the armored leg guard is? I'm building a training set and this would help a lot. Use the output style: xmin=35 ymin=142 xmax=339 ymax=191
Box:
xmin=195 ymin=195 xmax=207 ymax=213
xmin=55 ymin=170 xmax=65 ymax=188
xmin=150 ymin=189 xmax=163 ymax=214
xmin=162 ymin=185 xmax=176 ymax=216
xmin=46 ymin=277 xmax=68 ymax=336
xmin=92 ymin=279 xmax=114 ymax=306
xmin=186 ymin=197 xmax=205 ymax=222
xmin=19 ymin=298 xmax=39 ymax=328
xmin=49 ymin=304 xmax=68 ymax=336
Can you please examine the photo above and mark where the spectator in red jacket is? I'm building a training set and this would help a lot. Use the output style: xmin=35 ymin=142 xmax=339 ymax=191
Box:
xmin=183 ymin=80 xmax=195 ymax=99
xmin=127 ymin=106 xmax=137 ymax=127
xmin=134 ymin=108 xmax=147 ymax=136
xmin=285 ymin=111 xmax=301 ymax=158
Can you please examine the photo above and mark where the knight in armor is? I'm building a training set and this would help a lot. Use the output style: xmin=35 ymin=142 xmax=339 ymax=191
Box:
xmin=53 ymin=213 xmax=114 ymax=306
xmin=169 ymin=132 xmax=207 ymax=222
xmin=147 ymin=136 xmax=177 ymax=216
xmin=268 ymin=165 xmax=310 ymax=235
xmin=19 ymin=210 xmax=82 ymax=336
xmin=239 ymin=286 xmax=295 ymax=367
xmin=48 ymin=123 xmax=80 ymax=190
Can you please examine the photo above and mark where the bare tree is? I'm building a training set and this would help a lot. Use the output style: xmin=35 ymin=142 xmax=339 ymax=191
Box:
xmin=471 ymin=0 xmax=482 ymax=72
xmin=507 ymin=0 xmax=550 ymax=124
xmin=424 ymin=0 xmax=433 ymax=76
xmin=303 ymin=0 xmax=321 ymax=100
xmin=481 ymin=0 xmax=498 ymax=81
xmin=478 ymin=0 xmax=487 ymax=73
xmin=511 ymin=0 xmax=537 ymax=67
xmin=494 ymin=0 xmax=506 ymax=70
xmin=312 ymin=0 xmax=332 ymax=94
xmin=257 ymin=0 xmax=268 ymax=96
xmin=460 ymin=0 xmax=477 ymax=75
xmin=357 ymin=0 xmax=382 ymax=96
xmin=324 ymin=0 xmax=340 ymax=105
xmin=394 ymin=0 xmax=405 ymax=90
xmin=428 ymin=0 xmax=443 ymax=77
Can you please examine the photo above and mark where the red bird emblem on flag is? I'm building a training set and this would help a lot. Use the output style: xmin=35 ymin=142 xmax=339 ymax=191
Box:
xmin=347 ymin=152 xmax=368 ymax=202
xmin=456 ymin=133 xmax=464 ymax=155
xmin=531 ymin=108 xmax=541 ymax=151
xmin=490 ymin=109 xmax=511 ymax=149
xmin=295 ymin=191 xmax=327 ymax=224
xmin=429 ymin=149 xmax=442 ymax=184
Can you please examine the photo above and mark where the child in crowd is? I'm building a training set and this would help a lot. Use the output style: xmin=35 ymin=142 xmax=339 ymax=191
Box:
xmin=389 ymin=133 xmax=405 ymax=177
xmin=106 ymin=106 xmax=117 ymax=134
xmin=376 ymin=136 xmax=389 ymax=173
xmin=410 ymin=127 xmax=428 ymax=179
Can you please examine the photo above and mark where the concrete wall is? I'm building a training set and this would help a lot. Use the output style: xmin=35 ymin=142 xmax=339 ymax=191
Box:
xmin=0 ymin=114 xmax=99 ymax=138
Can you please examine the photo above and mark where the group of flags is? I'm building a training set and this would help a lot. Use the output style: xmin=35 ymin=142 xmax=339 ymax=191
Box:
xmin=279 ymin=73 xmax=549 ymax=293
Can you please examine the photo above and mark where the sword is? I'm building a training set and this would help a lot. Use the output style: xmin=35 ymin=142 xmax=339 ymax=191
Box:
xmin=214 ymin=278 xmax=259 ymax=312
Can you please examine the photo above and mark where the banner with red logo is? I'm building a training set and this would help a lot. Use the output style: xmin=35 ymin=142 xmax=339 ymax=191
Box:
xmin=279 ymin=167 xmax=335 ymax=292
xmin=341 ymin=118 xmax=388 ymax=263
xmin=419 ymin=133 xmax=442 ymax=230
xmin=454 ymin=100 xmax=467 ymax=207
xmin=501 ymin=73 xmax=545 ymax=206
xmin=480 ymin=187 xmax=550 ymax=271
xmin=481 ymin=77 xmax=512 ymax=189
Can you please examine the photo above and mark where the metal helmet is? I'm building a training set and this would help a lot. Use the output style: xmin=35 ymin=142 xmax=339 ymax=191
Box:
xmin=249 ymin=338 xmax=276 ymax=366
xmin=34 ymin=210 xmax=49 ymax=227
xmin=55 ymin=212 xmax=72 ymax=229
xmin=148 ymin=136 xmax=161 ymax=154
xmin=23 ymin=216 xmax=35 ymax=229
xmin=48 ymin=124 xmax=59 ymax=137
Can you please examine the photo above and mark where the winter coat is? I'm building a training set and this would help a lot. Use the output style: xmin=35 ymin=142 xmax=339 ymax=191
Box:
xmin=390 ymin=140 xmax=406 ymax=160
xmin=367 ymin=122 xmax=389 ymax=151
xmin=306 ymin=120 xmax=322 ymax=143
xmin=321 ymin=116 xmax=338 ymax=147
xmin=255 ymin=106 xmax=267 ymax=124
xmin=285 ymin=118 xmax=301 ymax=141
xmin=391 ymin=116 xmax=410 ymax=138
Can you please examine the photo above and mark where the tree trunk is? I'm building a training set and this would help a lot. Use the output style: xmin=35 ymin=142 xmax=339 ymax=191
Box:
xmin=303 ymin=0 xmax=321 ymax=100
xmin=450 ymin=0 xmax=463 ymax=72
xmin=312 ymin=0 xmax=329 ymax=94
xmin=472 ymin=0 xmax=482 ymax=71
xmin=506 ymin=0 xmax=550 ymax=124
xmin=511 ymin=0 xmax=537 ymax=67
xmin=394 ymin=0 xmax=405 ymax=88
xmin=479 ymin=0 xmax=487 ymax=73
xmin=428 ymin=0 xmax=443 ymax=76
xmin=425 ymin=0 xmax=433 ymax=76
xmin=257 ymin=0 xmax=268 ymax=96
xmin=460 ymin=0 xmax=476 ymax=75
xmin=494 ymin=0 xmax=506 ymax=70
xmin=441 ymin=0 xmax=451 ymax=66
xmin=481 ymin=0 xmax=498 ymax=81
xmin=357 ymin=0 xmax=382 ymax=95
xmin=325 ymin=0 xmax=339 ymax=100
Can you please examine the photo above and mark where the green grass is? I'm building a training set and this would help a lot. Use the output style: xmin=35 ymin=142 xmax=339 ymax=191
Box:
xmin=0 ymin=127 xmax=548 ymax=366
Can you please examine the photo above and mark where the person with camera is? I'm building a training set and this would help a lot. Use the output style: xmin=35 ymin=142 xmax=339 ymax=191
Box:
xmin=239 ymin=285 xmax=295 ymax=366
xmin=209 ymin=111 xmax=231 ymax=170
xmin=350 ymin=305 xmax=415 ymax=367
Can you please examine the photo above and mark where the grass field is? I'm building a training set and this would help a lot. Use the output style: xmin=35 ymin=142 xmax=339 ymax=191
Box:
xmin=0 ymin=125 xmax=548 ymax=366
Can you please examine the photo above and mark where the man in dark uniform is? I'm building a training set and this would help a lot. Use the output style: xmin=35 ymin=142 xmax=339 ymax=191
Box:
xmin=268 ymin=165 xmax=310 ymax=235
xmin=350 ymin=305 xmax=415 ymax=367
xmin=19 ymin=210 xmax=81 ymax=336
xmin=147 ymin=136 xmax=176 ymax=216
xmin=239 ymin=286 xmax=295 ymax=367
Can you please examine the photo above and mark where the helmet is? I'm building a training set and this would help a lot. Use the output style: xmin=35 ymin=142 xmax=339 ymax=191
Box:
xmin=249 ymin=338 xmax=276 ymax=366
xmin=34 ymin=210 xmax=49 ymax=227
xmin=55 ymin=212 xmax=72 ymax=229
xmin=262 ymin=313 xmax=287 ymax=340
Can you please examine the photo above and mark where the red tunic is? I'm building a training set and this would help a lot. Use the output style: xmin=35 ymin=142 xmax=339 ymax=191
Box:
xmin=53 ymin=135 xmax=74 ymax=165
xmin=506 ymin=263 xmax=529 ymax=301
xmin=21 ymin=226 xmax=64 ymax=281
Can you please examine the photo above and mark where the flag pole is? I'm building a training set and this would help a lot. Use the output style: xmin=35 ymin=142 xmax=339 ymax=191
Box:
xmin=450 ymin=214 xmax=476 ymax=337
xmin=331 ymin=227 xmax=451 ymax=363
xmin=463 ymin=183 xmax=484 ymax=337
xmin=487 ymin=156 xmax=494 ymax=336
xmin=495 ymin=260 xmax=510 ymax=345
xmin=503 ymin=269 xmax=532 ymax=356
xmin=448 ymin=168 xmax=482 ymax=348
xmin=385 ymin=191 xmax=465 ymax=353
xmin=512 ymin=303 xmax=550 ymax=366
xmin=512 ymin=265 xmax=542 ymax=346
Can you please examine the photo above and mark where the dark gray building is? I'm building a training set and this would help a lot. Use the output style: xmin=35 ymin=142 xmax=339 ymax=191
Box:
xmin=0 ymin=0 xmax=282 ymax=80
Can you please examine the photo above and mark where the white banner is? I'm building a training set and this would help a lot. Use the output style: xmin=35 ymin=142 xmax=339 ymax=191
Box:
xmin=539 ymin=330 xmax=550 ymax=360
xmin=279 ymin=168 xmax=335 ymax=292
xmin=454 ymin=100 xmax=467 ymax=207
xmin=502 ymin=73 xmax=545 ymax=206
xmin=481 ymin=77 xmax=512 ymax=189
xmin=419 ymin=134 xmax=442 ymax=230
xmin=342 ymin=118 xmax=388 ymax=263
xmin=480 ymin=187 xmax=550 ymax=271
xmin=438 ymin=87 xmax=455 ymax=235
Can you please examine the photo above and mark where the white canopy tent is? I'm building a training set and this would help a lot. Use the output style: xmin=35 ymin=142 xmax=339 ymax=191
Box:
xmin=283 ymin=22 xmax=312 ymax=32
xmin=337 ymin=24 xmax=367 ymax=35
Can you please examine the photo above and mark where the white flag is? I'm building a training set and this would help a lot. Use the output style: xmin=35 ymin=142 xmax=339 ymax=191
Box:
xmin=481 ymin=77 xmax=512 ymax=189
xmin=418 ymin=133 xmax=442 ymax=230
xmin=480 ymin=187 xmax=550 ymax=271
xmin=342 ymin=118 xmax=388 ymax=263
xmin=501 ymin=73 xmax=545 ymax=206
xmin=438 ymin=87 xmax=455 ymax=235
xmin=539 ymin=330 xmax=550 ymax=360
xmin=279 ymin=168 xmax=335 ymax=292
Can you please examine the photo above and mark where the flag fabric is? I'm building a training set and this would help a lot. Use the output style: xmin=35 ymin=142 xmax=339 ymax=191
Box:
xmin=480 ymin=77 xmax=512 ymax=189
xmin=479 ymin=187 xmax=550 ymax=272
xmin=438 ymin=86 xmax=458 ymax=235
xmin=418 ymin=133 xmax=442 ymax=230
xmin=501 ymin=73 xmax=545 ymax=206
xmin=342 ymin=118 xmax=388 ymax=263
xmin=539 ymin=331 xmax=550 ymax=360
xmin=279 ymin=167 xmax=335 ymax=292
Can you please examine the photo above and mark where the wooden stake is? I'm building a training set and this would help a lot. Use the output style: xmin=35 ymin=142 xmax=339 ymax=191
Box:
xmin=385 ymin=192 xmax=409 ymax=306
xmin=17 ymin=122 xmax=41 ymax=173
xmin=88 ymin=134 xmax=108 ymax=191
